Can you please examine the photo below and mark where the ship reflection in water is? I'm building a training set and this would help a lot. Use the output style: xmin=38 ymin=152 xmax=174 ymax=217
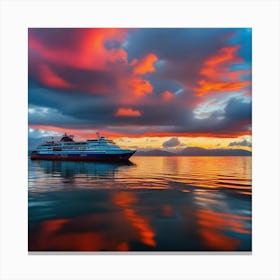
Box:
xmin=28 ymin=156 xmax=252 ymax=251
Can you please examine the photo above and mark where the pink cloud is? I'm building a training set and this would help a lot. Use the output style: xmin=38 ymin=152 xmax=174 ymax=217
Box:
xmin=38 ymin=64 xmax=72 ymax=89
xmin=29 ymin=28 xmax=128 ymax=71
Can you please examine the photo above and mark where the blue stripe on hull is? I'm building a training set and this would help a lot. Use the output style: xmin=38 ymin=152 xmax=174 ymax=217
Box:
xmin=30 ymin=152 xmax=135 ymax=161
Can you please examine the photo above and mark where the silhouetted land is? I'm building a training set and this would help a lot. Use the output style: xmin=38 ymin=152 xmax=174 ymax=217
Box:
xmin=135 ymin=148 xmax=251 ymax=156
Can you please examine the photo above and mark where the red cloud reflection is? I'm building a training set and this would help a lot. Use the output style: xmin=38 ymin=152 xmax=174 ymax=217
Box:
xmin=113 ymin=192 xmax=156 ymax=247
xmin=197 ymin=209 xmax=251 ymax=250
xmin=29 ymin=192 xmax=157 ymax=250
xmin=29 ymin=216 xmax=131 ymax=251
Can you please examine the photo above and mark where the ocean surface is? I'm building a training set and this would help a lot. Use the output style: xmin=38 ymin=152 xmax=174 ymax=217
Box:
xmin=28 ymin=156 xmax=252 ymax=252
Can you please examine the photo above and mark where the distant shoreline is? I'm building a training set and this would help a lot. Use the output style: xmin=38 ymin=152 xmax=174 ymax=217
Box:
xmin=135 ymin=148 xmax=251 ymax=157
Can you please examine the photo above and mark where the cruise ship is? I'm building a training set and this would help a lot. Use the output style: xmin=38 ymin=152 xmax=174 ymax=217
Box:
xmin=30 ymin=133 xmax=136 ymax=161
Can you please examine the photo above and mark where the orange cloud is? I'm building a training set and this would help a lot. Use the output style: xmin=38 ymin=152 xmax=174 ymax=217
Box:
xmin=226 ymin=69 xmax=251 ymax=80
xmin=204 ymin=45 xmax=242 ymax=66
xmin=132 ymin=53 xmax=158 ymax=75
xmin=200 ymin=68 xmax=250 ymax=82
xmin=194 ymin=45 xmax=251 ymax=96
xmin=196 ymin=80 xmax=250 ymax=97
xmin=129 ymin=77 xmax=153 ymax=97
xmin=115 ymin=108 xmax=141 ymax=117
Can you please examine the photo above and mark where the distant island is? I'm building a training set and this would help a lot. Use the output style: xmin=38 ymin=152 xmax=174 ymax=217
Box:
xmin=135 ymin=147 xmax=251 ymax=156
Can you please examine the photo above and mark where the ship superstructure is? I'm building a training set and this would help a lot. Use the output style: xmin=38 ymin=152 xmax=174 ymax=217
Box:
xmin=30 ymin=133 xmax=136 ymax=161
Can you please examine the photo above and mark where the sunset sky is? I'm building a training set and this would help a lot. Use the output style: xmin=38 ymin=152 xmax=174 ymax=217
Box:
xmin=28 ymin=28 xmax=252 ymax=151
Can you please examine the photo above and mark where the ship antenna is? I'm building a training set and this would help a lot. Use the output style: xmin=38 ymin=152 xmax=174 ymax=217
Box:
xmin=96 ymin=132 xmax=100 ymax=139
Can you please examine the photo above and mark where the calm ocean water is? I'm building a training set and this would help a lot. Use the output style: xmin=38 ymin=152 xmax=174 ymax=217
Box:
xmin=28 ymin=156 xmax=252 ymax=252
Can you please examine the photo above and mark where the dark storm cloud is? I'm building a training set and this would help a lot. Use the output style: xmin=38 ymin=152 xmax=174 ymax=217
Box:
xmin=53 ymin=65 xmax=119 ymax=94
xmin=29 ymin=28 xmax=87 ymax=51
xmin=224 ymin=98 xmax=252 ymax=121
xmin=28 ymin=87 xmax=116 ymax=125
xmin=162 ymin=137 xmax=181 ymax=148
xmin=28 ymin=105 xmax=88 ymax=127
xmin=149 ymin=97 xmax=252 ymax=136
xmin=29 ymin=85 xmax=251 ymax=136
xmin=228 ymin=139 xmax=252 ymax=147
xmin=28 ymin=55 xmax=124 ymax=97
xmin=146 ymin=77 xmax=183 ymax=95
xmin=104 ymin=40 xmax=122 ymax=50
xmin=29 ymin=86 xmax=188 ymax=127
xmin=186 ymin=97 xmax=252 ymax=135
xmin=28 ymin=81 xmax=99 ymax=111
xmin=125 ymin=28 xmax=233 ymax=62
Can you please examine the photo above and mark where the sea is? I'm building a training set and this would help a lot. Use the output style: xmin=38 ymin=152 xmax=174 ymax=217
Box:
xmin=28 ymin=156 xmax=252 ymax=252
